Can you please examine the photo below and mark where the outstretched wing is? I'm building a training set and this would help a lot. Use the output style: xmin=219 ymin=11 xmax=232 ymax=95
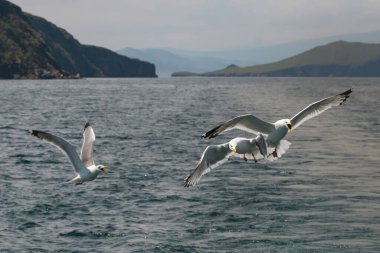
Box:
xmin=290 ymin=89 xmax=352 ymax=130
xmin=80 ymin=122 xmax=96 ymax=167
xmin=202 ymin=114 xmax=275 ymax=139
xmin=184 ymin=143 xmax=232 ymax=187
xmin=29 ymin=130 xmax=84 ymax=173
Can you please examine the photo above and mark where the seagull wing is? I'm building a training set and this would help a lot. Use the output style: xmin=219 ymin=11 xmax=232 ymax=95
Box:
xmin=184 ymin=143 xmax=232 ymax=187
xmin=80 ymin=122 xmax=95 ymax=167
xmin=290 ymin=89 xmax=352 ymax=130
xmin=30 ymin=130 xmax=85 ymax=174
xmin=255 ymin=133 xmax=268 ymax=157
xmin=202 ymin=114 xmax=275 ymax=139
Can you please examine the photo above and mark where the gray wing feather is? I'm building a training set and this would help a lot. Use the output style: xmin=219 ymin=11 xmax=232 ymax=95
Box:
xmin=290 ymin=89 xmax=352 ymax=130
xmin=255 ymin=133 xmax=267 ymax=157
xmin=184 ymin=143 xmax=232 ymax=187
xmin=202 ymin=114 xmax=275 ymax=139
xmin=80 ymin=122 xmax=95 ymax=167
xmin=29 ymin=130 xmax=84 ymax=173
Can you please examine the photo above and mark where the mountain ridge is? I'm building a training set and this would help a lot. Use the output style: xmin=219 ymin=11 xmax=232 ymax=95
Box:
xmin=119 ymin=30 xmax=380 ymax=77
xmin=117 ymin=47 xmax=229 ymax=77
xmin=172 ymin=41 xmax=380 ymax=77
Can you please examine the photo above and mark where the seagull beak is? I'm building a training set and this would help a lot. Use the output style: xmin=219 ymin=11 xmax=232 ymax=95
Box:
xmin=100 ymin=165 xmax=109 ymax=174
xmin=232 ymin=147 xmax=237 ymax=153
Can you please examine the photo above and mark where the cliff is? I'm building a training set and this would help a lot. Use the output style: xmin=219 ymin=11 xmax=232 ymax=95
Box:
xmin=0 ymin=0 xmax=157 ymax=79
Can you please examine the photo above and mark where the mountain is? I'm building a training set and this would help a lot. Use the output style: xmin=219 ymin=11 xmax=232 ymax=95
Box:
xmin=117 ymin=47 xmax=229 ymax=77
xmin=172 ymin=30 xmax=380 ymax=67
xmin=172 ymin=41 xmax=380 ymax=77
xmin=118 ymin=30 xmax=380 ymax=77
xmin=0 ymin=0 xmax=157 ymax=79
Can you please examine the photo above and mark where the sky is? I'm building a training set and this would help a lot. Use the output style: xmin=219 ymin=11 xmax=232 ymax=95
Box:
xmin=9 ymin=0 xmax=380 ymax=51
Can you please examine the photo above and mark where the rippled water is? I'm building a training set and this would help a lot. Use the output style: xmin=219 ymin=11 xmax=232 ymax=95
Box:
xmin=1 ymin=77 xmax=379 ymax=252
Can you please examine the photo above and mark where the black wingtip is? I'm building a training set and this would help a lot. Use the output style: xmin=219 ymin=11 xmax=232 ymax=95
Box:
xmin=183 ymin=176 xmax=192 ymax=188
xmin=201 ymin=132 xmax=213 ymax=139
xmin=29 ymin=130 xmax=43 ymax=140
xmin=201 ymin=130 xmax=210 ymax=139
xmin=84 ymin=121 xmax=91 ymax=130
xmin=339 ymin=88 xmax=353 ymax=105
xmin=340 ymin=88 xmax=353 ymax=97
xmin=201 ymin=124 xmax=221 ymax=139
xmin=29 ymin=129 xmax=37 ymax=136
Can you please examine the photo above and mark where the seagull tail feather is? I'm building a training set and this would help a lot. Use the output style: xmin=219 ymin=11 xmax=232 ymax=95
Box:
xmin=69 ymin=175 xmax=82 ymax=185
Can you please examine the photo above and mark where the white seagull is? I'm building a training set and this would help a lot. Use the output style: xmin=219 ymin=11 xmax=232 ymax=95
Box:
xmin=184 ymin=133 xmax=267 ymax=187
xmin=30 ymin=122 xmax=108 ymax=185
xmin=202 ymin=89 xmax=353 ymax=159
xmin=185 ymin=89 xmax=352 ymax=187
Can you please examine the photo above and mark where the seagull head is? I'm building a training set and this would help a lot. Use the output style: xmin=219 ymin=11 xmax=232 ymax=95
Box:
xmin=97 ymin=165 xmax=109 ymax=174
xmin=277 ymin=119 xmax=292 ymax=132
xmin=275 ymin=119 xmax=293 ymax=134
xmin=229 ymin=143 xmax=238 ymax=153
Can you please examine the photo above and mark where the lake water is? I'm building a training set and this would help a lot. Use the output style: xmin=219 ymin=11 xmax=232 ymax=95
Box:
xmin=0 ymin=77 xmax=379 ymax=252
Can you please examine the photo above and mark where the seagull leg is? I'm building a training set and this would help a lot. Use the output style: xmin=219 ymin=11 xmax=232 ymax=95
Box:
xmin=252 ymin=153 xmax=258 ymax=163
xmin=243 ymin=154 xmax=248 ymax=162
xmin=267 ymin=150 xmax=278 ymax=159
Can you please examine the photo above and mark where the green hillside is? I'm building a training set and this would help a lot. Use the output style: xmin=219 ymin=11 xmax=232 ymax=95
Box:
xmin=173 ymin=41 xmax=380 ymax=77
xmin=0 ymin=0 xmax=157 ymax=79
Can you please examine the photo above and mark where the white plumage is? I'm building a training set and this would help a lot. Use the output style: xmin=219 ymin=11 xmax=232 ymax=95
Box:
xmin=185 ymin=89 xmax=352 ymax=187
xmin=30 ymin=122 xmax=108 ymax=185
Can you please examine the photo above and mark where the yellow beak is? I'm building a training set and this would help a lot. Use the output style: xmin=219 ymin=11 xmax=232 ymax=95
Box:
xmin=101 ymin=165 xmax=109 ymax=174
xmin=232 ymin=147 xmax=237 ymax=153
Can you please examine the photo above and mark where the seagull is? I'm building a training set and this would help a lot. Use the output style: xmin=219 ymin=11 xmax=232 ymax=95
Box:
xmin=29 ymin=122 xmax=108 ymax=185
xmin=202 ymin=89 xmax=352 ymax=159
xmin=185 ymin=89 xmax=352 ymax=187
xmin=184 ymin=133 xmax=267 ymax=187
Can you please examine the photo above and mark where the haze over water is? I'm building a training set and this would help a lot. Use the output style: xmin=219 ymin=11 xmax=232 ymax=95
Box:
xmin=1 ymin=77 xmax=379 ymax=252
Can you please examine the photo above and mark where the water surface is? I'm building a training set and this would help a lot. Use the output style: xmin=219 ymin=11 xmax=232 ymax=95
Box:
xmin=0 ymin=77 xmax=379 ymax=252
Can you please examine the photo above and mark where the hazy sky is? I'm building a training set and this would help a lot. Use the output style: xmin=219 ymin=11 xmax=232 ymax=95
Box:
xmin=9 ymin=0 xmax=380 ymax=51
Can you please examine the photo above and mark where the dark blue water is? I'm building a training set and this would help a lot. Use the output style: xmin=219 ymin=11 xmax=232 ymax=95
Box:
xmin=1 ymin=77 xmax=379 ymax=252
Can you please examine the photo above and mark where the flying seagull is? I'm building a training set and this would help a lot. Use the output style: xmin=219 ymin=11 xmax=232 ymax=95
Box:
xmin=184 ymin=133 xmax=267 ymax=187
xmin=202 ymin=89 xmax=352 ymax=159
xmin=29 ymin=122 xmax=108 ymax=185
xmin=185 ymin=89 xmax=352 ymax=187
